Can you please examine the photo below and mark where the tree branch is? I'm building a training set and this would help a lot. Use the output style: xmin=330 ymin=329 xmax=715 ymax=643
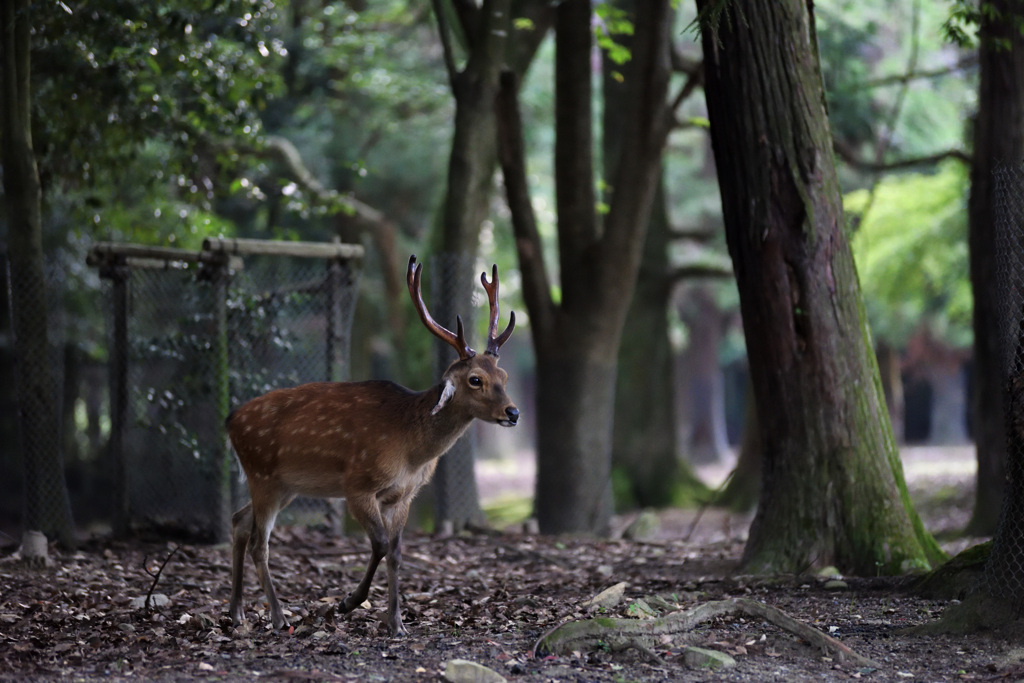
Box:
xmin=669 ymin=60 xmax=704 ymax=119
xmin=495 ymin=70 xmax=555 ymax=342
xmin=670 ymin=263 xmax=733 ymax=282
xmin=833 ymin=137 xmax=973 ymax=171
xmin=851 ymin=55 xmax=977 ymax=90
xmin=430 ymin=0 xmax=461 ymax=91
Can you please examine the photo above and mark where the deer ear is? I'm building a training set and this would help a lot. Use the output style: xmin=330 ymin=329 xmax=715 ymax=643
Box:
xmin=431 ymin=379 xmax=456 ymax=415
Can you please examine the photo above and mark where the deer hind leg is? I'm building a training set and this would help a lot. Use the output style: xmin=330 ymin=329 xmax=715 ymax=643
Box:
xmin=341 ymin=496 xmax=388 ymax=616
xmin=229 ymin=502 xmax=253 ymax=625
xmin=383 ymin=500 xmax=412 ymax=636
xmin=247 ymin=489 xmax=295 ymax=630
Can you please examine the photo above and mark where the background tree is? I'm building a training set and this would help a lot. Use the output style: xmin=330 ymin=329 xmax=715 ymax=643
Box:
xmin=957 ymin=0 xmax=1024 ymax=535
xmin=428 ymin=0 xmax=552 ymax=531
xmin=2 ymin=0 xmax=75 ymax=547
xmin=606 ymin=3 xmax=708 ymax=509
xmin=496 ymin=0 xmax=673 ymax=533
xmin=696 ymin=0 xmax=944 ymax=573
xmin=845 ymin=164 xmax=972 ymax=444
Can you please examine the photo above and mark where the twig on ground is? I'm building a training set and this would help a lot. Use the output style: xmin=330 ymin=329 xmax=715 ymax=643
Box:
xmin=142 ymin=545 xmax=181 ymax=610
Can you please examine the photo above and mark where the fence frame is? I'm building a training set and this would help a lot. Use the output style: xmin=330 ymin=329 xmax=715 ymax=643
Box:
xmin=87 ymin=238 xmax=363 ymax=540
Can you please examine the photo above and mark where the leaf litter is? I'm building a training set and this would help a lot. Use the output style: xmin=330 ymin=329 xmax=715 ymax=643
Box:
xmin=0 ymin=460 xmax=1015 ymax=682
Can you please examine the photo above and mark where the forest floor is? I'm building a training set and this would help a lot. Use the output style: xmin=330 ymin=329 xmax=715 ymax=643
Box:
xmin=1 ymin=445 xmax=1020 ymax=682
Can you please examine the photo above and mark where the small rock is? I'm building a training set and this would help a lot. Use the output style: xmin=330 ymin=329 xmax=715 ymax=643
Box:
xmin=683 ymin=646 xmax=736 ymax=670
xmin=130 ymin=594 xmax=170 ymax=609
xmin=117 ymin=623 xmax=136 ymax=633
xmin=823 ymin=580 xmax=849 ymax=591
xmin=443 ymin=659 xmax=507 ymax=683
xmin=622 ymin=510 xmax=661 ymax=540
xmin=582 ymin=581 xmax=628 ymax=610
xmin=626 ymin=598 xmax=658 ymax=618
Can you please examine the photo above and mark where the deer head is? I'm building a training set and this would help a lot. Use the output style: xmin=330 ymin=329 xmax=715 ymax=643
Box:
xmin=407 ymin=255 xmax=518 ymax=426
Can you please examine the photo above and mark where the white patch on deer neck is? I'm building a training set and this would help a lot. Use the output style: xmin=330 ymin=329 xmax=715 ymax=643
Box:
xmin=431 ymin=380 xmax=455 ymax=415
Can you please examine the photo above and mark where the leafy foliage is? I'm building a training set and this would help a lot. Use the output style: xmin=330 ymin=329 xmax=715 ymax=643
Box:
xmin=846 ymin=162 xmax=971 ymax=347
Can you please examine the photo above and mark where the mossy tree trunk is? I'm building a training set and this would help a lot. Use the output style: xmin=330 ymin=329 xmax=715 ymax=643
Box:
xmin=965 ymin=0 xmax=1024 ymax=536
xmin=696 ymin=0 xmax=942 ymax=574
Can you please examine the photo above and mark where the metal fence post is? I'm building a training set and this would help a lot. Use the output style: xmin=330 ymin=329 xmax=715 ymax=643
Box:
xmin=105 ymin=263 xmax=131 ymax=537
xmin=210 ymin=256 xmax=232 ymax=542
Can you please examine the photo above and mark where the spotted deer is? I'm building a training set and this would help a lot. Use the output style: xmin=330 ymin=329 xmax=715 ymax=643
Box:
xmin=227 ymin=255 xmax=518 ymax=636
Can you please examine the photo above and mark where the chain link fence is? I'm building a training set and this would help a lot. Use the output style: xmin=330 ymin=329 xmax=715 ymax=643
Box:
xmin=89 ymin=239 xmax=361 ymax=541
xmin=988 ymin=164 xmax=1024 ymax=603
xmin=2 ymin=249 xmax=76 ymax=544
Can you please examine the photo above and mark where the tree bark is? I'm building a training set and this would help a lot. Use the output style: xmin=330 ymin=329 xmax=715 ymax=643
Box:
xmin=429 ymin=0 xmax=552 ymax=531
xmin=497 ymin=0 xmax=673 ymax=533
xmin=2 ymin=0 xmax=75 ymax=546
xmin=965 ymin=0 xmax=1024 ymax=536
xmin=697 ymin=0 xmax=942 ymax=574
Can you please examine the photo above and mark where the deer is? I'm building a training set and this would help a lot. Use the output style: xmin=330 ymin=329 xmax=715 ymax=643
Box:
xmin=226 ymin=255 xmax=518 ymax=637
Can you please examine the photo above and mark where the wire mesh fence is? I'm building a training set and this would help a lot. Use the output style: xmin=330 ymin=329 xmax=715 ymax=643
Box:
xmin=90 ymin=240 xmax=361 ymax=540
xmin=3 ymin=249 xmax=75 ymax=544
xmin=988 ymin=163 xmax=1024 ymax=604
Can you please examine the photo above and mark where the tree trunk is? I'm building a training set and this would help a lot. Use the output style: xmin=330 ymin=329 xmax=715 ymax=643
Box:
xmin=965 ymin=0 xmax=1024 ymax=536
xmin=925 ymin=363 xmax=969 ymax=445
xmin=717 ymin=377 xmax=760 ymax=512
xmin=876 ymin=342 xmax=905 ymax=443
xmin=429 ymin=0 xmax=552 ymax=531
xmin=678 ymin=286 xmax=730 ymax=465
xmin=497 ymin=0 xmax=673 ymax=534
xmin=2 ymin=0 xmax=75 ymax=546
xmin=611 ymin=184 xmax=707 ymax=508
xmin=605 ymin=7 xmax=705 ymax=509
xmin=697 ymin=0 xmax=942 ymax=574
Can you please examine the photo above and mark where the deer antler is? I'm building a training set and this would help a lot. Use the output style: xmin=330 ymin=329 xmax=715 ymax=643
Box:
xmin=407 ymin=255 xmax=474 ymax=360
xmin=481 ymin=264 xmax=516 ymax=357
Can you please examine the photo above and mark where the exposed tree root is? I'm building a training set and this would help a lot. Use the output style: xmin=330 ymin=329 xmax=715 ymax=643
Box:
xmin=533 ymin=597 xmax=880 ymax=669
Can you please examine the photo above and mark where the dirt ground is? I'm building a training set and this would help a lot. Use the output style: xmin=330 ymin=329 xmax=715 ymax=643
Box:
xmin=1 ymin=446 xmax=1018 ymax=682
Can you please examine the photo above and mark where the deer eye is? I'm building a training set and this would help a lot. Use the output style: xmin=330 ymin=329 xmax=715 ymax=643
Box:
xmin=468 ymin=376 xmax=483 ymax=388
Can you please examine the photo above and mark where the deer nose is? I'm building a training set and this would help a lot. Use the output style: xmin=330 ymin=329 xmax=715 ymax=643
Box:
xmin=505 ymin=407 xmax=519 ymax=425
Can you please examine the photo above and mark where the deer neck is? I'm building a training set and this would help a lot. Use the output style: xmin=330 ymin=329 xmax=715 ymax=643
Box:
xmin=410 ymin=383 xmax=474 ymax=466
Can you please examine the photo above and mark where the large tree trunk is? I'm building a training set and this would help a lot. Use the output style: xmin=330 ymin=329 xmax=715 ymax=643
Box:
xmin=697 ymin=0 xmax=942 ymax=574
xmin=429 ymin=0 xmax=552 ymax=531
xmin=497 ymin=0 xmax=673 ymax=534
xmin=2 ymin=0 xmax=75 ymax=546
xmin=965 ymin=0 xmax=1024 ymax=536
